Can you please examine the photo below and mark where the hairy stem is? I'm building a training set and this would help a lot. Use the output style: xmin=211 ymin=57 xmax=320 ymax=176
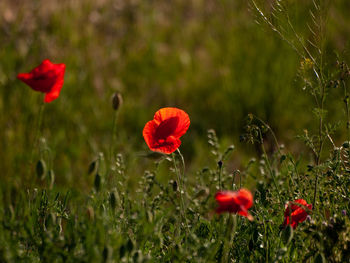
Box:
xmin=172 ymin=152 xmax=188 ymax=231
xmin=30 ymin=102 xmax=45 ymax=163
xmin=259 ymin=130 xmax=283 ymax=205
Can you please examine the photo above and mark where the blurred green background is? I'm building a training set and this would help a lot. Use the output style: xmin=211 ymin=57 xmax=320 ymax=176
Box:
xmin=1 ymin=0 xmax=350 ymax=188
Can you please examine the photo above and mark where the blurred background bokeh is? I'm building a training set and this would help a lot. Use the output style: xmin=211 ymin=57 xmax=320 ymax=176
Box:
xmin=1 ymin=0 xmax=350 ymax=188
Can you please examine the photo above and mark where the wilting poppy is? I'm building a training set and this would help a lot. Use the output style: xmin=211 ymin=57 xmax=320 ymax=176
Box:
xmin=17 ymin=59 xmax=66 ymax=103
xmin=215 ymin=189 xmax=254 ymax=221
xmin=143 ymin=107 xmax=190 ymax=154
xmin=283 ymin=199 xmax=312 ymax=229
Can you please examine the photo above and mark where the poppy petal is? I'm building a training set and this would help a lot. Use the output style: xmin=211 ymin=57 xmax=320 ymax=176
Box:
xmin=234 ymin=189 xmax=253 ymax=209
xmin=152 ymin=136 xmax=181 ymax=154
xmin=215 ymin=191 xmax=236 ymax=203
xmin=17 ymin=59 xmax=66 ymax=103
xmin=143 ymin=107 xmax=190 ymax=154
xmin=238 ymin=209 xmax=254 ymax=221
xmin=153 ymin=107 xmax=190 ymax=138
xmin=283 ymin=199 xmax=312 ymax=229
xmin=143 ymin=120 xmax=181 ymax=154
xmin=215 ymin=189 xmax=254 ymax=220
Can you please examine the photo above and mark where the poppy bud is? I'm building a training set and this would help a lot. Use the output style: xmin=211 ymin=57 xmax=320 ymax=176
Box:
xmin=218 ymin=160 xmax=223 ymax=168
xmin=36 ymin=159 xmax=46 ymax=180
xmin=102 ymin=246 xmax=110 ymax=262
xmin=171 ymin=180 xmax=178 ymax=192
xmin=281 ymin=225 xmax=293 ymax=245
xmin=88 ymin=159 xmax=98 ymax=174
xmin=112 ymin=92 xmax=123 ymax=111
xmin=94 ymin=173 xmax=101 ymax=192
xmin=119 ymin=245 xmax=126 ymax=259
xmin=110 ymin=191 xmax=117 ymax=210
xmin=126 ymin=239 xmax=133 ymax=252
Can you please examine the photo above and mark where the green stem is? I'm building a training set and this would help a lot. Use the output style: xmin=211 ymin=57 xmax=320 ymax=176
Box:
xmin=172 ymin=152 xmax=187 ymax=230
xmin=222 ymin=214 xmax=237 ymax=263
xmin=107 ymin=111 xmax=119 ymax=189
xmin=312 ymin=173 xmax=318 ymax=208
xmin=232 ymin=170 xmax=240 ymax=190
xmin=176 ymin=148 xmax=186 ymax=177
xmin=176 ymin=149 xmax=187 ymax=198
xmin=110 ymin=111 xmax=118 ymax=163
xmin=253 ymin=114 xmax=281 ymax=154
xmin=342 ymin=80 xmax=350 ymax=142
xmin=259 ymin=131 xmax=283 ymax=205
xmin=218 ymin=161 xmax=223 ymax=190
xmin=314 ymin=80 xmax=326 ymax=207
xmin=30 ymin=102 xmax=45 ymax=163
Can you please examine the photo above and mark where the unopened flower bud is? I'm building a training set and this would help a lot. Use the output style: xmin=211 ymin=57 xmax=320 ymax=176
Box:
xmin=171 ymin=180 xmax=178 ymax=192
xmin=218 ymin=160 xmax=223 ymax=168
xmin=112 ymin=92 xmax=123 ymax=110
xmin=110 ymin=191 xmax=117 ymax=210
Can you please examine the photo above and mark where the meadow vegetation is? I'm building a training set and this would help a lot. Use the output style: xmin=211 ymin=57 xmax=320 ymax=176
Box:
xmin=0 ymin=0 xmax=350 ymax=262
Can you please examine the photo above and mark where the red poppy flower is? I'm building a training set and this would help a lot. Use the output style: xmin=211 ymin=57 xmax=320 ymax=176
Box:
xmin=17 ymin=59 xmax=66 ymax=103
xmin=215 ymin=189 xmax=254 ymax=221
xmin=143 ymin=107 xmax=190 ymax=154
xmin=283 ymin=199 xmax=312 ymax=229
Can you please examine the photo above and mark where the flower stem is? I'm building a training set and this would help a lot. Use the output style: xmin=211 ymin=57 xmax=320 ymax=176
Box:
xmin=258 ymin=130 xmax=283 ymax=205
xmin=176 ymin=148 xmax=187 ymax=196
xmin=312 ymin=173 xmax=319 ymax=208
xmin=30 ymin=102 xmax=45 ymax=163
xmin=109 ymin=110 xmax=118 ymax=164
xmin=218 ymin=161 xmax=223 ymax=190
xmin=222 ymin=214 xmax=237 ymax=262
xmin=172 ymin=151 xmax=188 ymax=231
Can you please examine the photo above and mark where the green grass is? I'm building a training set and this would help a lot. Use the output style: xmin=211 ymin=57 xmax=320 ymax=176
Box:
xmin=0 ymin=0 xmax=350 ymax=262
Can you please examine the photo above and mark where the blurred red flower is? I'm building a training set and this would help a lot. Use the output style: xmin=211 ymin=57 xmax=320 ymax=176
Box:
xmin=215 ymin=189 xmax=254 ymax=221
xmin=143 ymin=107 xmax=190 ymax=154
xmin=17 ymin=59 xmax=66 ymax=103
xmin=283 ymin=199 xmax=312 ymax=229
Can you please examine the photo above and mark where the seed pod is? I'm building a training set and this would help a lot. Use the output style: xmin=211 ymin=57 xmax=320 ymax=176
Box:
xmin=217 ymin=160 xmax=223 ymax=168
xmin=112 ymin=92 xmax=123 ymax=111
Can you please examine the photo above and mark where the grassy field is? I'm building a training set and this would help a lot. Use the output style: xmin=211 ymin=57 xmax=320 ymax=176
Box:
xmin=0 ymin=0 xmax=350 ymax=262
